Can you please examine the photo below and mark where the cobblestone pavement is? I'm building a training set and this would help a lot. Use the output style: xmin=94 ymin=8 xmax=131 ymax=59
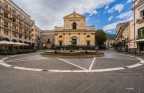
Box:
xmin=0 ymin=50 xmax=144 ymax=93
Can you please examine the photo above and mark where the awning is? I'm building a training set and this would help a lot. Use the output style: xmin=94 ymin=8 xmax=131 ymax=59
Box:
xmin=13 ymin=42 xmax=29 ymax=46
xmin=0 ymin=41 xmax=16 ymax=45
xmin=0 ymin=41 xmax=29 ymax=46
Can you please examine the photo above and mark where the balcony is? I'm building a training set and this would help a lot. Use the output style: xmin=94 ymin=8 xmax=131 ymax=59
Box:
xmin=3 ymin=15 xmax=11 ymax=21
xmin=137 ymin=16 xmax=144 ymax=24
xmin=11 ymin=12 xmax=19 ymax=18
xmin=4 ymin=14 xmax=8 ymax=18
xmin=3 ymin=25 xmax=10 ymax=30
xmin=133 ymin=0 xmax=144 ymax=9
xmin=138 ymin=0 xmax=144 ymax=4
xmin=0 ymin=22 xmax=10 ymax=29
xmin=24 ymin=20 xmax=34 ymax=26
xmin=12 ymin=28 xmax=19 ymax=33
xmin=19 ymin=31 xmax=23 ymax=34
xmin=19 ymin=22 xmax=23 ymax=25
xmin=25 ymin=34 xmax=31 ymax=37
xmin=17 ymin=15 xmax=24 ymax=20
xmin=24 ymin=25 xmax=31 ymax=32
xmin=12 ymin=20 xmax=20 ymax=26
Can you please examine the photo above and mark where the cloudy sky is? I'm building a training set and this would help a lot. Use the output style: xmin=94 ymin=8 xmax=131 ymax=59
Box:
xmin=12 ymin=0 xmax=134 ymax=34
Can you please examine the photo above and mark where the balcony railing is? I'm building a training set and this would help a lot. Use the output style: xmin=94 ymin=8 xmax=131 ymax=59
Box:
xmin=135 ymin=0 xmax=144 ymax=5
xmin=19 ymin=22 xmax=23 ymax=25
xmin=139 ymin=0 xmax=144 ymax=3
xmin=17 ymin=14 xmax=24 ymax=21
xmin=4 ymin=15 xmax=8 ymax=19
xmin=133 ymin=0 xmax=144 ymax=9
xmin=137 ymin=16 xmax=144 ymax=24
xmin=3 ymin=15 xmax=11 ymax=21
xmin=12 ymin=28 xmax=19 ymax=32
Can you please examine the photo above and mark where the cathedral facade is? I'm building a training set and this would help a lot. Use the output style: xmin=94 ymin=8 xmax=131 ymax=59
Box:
xmin=54 ymin=11 xmax=95 ymax=49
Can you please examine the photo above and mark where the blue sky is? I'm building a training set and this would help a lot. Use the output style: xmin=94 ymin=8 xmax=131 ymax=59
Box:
xmin=84 ymin=0 xmax=133 ymax=34
xmin=13 ymin=0 xmax=134 ymax=35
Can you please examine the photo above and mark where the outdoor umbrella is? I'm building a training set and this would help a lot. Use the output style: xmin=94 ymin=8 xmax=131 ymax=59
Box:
xmin=0 ymin=41 xmax=16 ymax=45
xmin=13 ymin=42 xmax=29 ymax=46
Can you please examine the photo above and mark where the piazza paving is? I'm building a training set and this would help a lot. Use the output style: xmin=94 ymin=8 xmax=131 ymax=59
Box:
xmin=1 ymin=51 xmax=141 ymax=71
xmin=0 ymin=50 xmax=144 ymax=93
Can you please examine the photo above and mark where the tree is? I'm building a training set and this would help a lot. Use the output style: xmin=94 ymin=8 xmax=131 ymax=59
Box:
xmin=95 ymin=29 xmax=107 ymax=49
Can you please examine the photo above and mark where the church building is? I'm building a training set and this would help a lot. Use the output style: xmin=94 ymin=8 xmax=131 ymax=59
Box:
xmin=54 ymin=11 xmax=95 ymax=49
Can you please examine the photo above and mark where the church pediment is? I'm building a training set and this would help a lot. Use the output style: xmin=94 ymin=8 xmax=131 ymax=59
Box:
xmin=64 ymin=11 xmax=85 ymax=19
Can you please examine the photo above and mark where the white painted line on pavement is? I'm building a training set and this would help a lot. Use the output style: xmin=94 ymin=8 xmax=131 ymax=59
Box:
xmin=49 ymin=67 xmax=125 ymax=73
xmin=57 ymin=58 xmax=87 ymax=70
xmin=0 ymin=62 xmax=12 ymax=67
xmin=0 ymin=52 xmax=144 ymax=73
xmin=2 ymin=57 xmax=9 ymax=61
xmin=97 ymin=57 xmax=139 ymax=61
xmin=89 ymin=57 xmax=96 ymax=70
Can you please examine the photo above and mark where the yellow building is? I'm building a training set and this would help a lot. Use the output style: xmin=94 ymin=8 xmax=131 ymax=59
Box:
xmin=54 ymin=11 xmax=95 ymax=49
xmin=0 ymin=0 xmax=40 ymax=48
xmin=132 ymin=0 xmax=144 ymax=51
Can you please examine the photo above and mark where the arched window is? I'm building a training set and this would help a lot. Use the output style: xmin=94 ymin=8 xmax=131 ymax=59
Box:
xmin=72 ymin=22 xmax=77 ymax=29
xmin=59 ymin=35 xmax=62 ymax=38
xmin=87 ymin=35 xmax=90 ymax=37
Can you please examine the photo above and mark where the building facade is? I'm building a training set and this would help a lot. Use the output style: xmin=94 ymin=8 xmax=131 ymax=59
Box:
xmin=0 ymin=0 xmax=40 ymax=49
xmin=54 ymin=11 xmax=95 ymax=49
xmin=115 ymin=21 xmax=134 ymax=52
xmin=132 ymin=0 xmax=144 ymax=51
xmin=32 ymin=25 xmax=41 ymax=49
xmin=105 ymin=39 xmax=115 ymax=49
xmin=41 ymin=30 xmax=54 ymax=49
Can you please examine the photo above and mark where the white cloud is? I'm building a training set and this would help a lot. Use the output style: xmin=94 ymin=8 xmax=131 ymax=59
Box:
xmin=86 ymin=18 xmax=90 ymax=21
xmin=12 ymin=0 xmax=114 ymax=30
xmin=89 ymin=10 xmax=97 ymax=16
xmin=103 ymin=21 xmax=120 ymax=31
xmin=106 ymin=30 xmax=112 ymax=33
xmin=117 ymin=11 xmax=132 ymax=19
xmin=105 ymin=5 xmax=109 ymax=10
xmin=103 ymin=18 xmax=131 ymax=31
xmin=108 ymin=16 xmax=113 ymax=21
xmin=127 ymin=0 xmax=134 ymax=3
xmin=108 ymin=4 xmax=124 ymax=13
